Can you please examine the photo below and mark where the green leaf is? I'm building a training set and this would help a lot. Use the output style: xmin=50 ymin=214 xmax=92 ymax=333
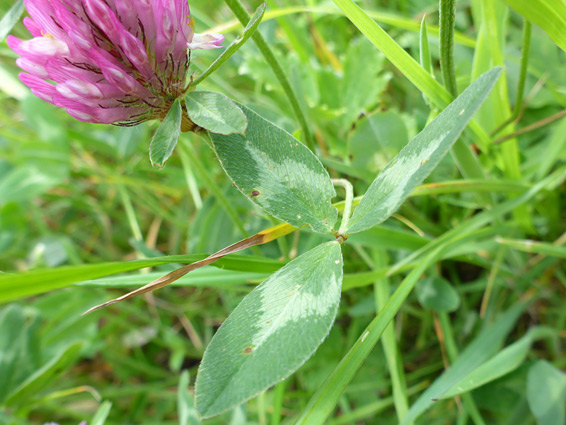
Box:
xmin=91 ymin=401 xmax=113 ymax=425
xmin=5 ymin=341 xmax=83 ymax=406
xmin=497 ymin=237 xmax=566 ymax=259
xmin=0 ymin=0 xmax=24 ymax=43
xmin=345 ymin=67 xmax=501 ymax=234
xmin=210 ymin=105 xmax=338 ymax=233
xmin=192 ymin=3 xmax=266 ymax=87
xmin=0 ymin=305 xmax=41 ymax=404
xmin=500 ymin=0 xmax=566 ymax=52
xmin=435 ymin=327 xmax=555 ymax=399
xmin=195 ymin=241 xmax=343 ymax=418
xmin=295 ymin=247 xmax=441 ymax=425
xmin=419 ymin=15 xmax=432 ymax=74
xmin=0 ymin=254 xmax=283 ymax=305
xmin=149 ymin=99 xmax=182 ymax=168
xmin=527 ymin=360 xmax=566 ymax=425
xmin=416 ymin=277 xmax=460 ymax=313
xmin=400 ymin=302 xmax=527 ymax=425
xmin=185 ymin=91 xmax=247 ymax=135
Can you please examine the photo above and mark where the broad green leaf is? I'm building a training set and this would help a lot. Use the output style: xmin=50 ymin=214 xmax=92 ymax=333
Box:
xmin=527 ymin=360 xmax=566 ymax=425
xmin=5 ymin=342 xmax=83 ymax=406
xmin=210 ymin=105 xmax=338 ymax=233
xmin=399 ymin=302 xmax=527 ymax=425
xmin=341 ymin=38 xmax=388 ymax=125
xmin=416 ymin=277 xmax=460 ymax=313
xmin=149 ymin=99 xmax=182 ymax=168
xmin=192 ymin=3 xmax=266 ymax=87
xmin=185 ymin=91 xmax=247 ymax=135
xmin=345 ymin=68 xmax=501 ymax=234
xmin=295 ymin=248 xmax=441 ymax=425
xmin=0 ymin=0 xmax=24 ymax=43
xmin=195 ymin=241 xmax=343 ymax=418
xmin=499 ymin=0 xmax=566 ymax=52
xmin=436 ymin=327 xmax=555 ymax=399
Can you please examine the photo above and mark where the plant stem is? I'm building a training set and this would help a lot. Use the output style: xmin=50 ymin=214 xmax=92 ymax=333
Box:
xmin=439 ymin=0 xmax=458 ymax=97
xmin=118 ymin=184 xmax=143 ymax=242
xmin=223 ymin=0 xmax=315 ymax=151
xmin=491 ymin=20 xmax=532 ymax=137
xmin=331 ymin=178 xmax=354 ymax=235
xmin=373 ymin=250 xmax=411 ymax=423
xmin=493 ymin=109 xmax=566 ymax=144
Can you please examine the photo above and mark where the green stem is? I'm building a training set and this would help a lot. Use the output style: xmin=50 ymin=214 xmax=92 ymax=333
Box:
xmin=117 ymin=184 xmax=143 ymax=242
xmin=331 ymin=178 xmax=354 ymax=235
xmin=493 ymin=109 xmax=566 ymax=145
xmin=439 ymin=0 xmax=458 ymax=97
xmin=373 ymin=250 xmax=411 ymax=423
xmin=270 ymin=380 xmax=286 ymax=425
xmin=223 ymin=0 xmax=315 ymax=151
xmin=491 ymin=20 xmax=532 ymax=137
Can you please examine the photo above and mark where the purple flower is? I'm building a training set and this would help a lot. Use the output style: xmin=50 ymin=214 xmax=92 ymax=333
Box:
xmin=8 ymin=0 xmax=224 ymax=126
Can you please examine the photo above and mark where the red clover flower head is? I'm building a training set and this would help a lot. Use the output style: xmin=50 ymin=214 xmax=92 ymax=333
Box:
xmin=8 ymin=0 xmax=224 ymax=126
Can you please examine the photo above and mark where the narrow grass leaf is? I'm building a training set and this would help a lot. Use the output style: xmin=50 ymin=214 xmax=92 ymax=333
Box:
xmin=436 ymin=327 xmax=555 ymax=399
xmin=5 ymin=342 xmax=83 ymax=407
xmin=0 ymin=254 xmax=283 ymax=305
xmin=91 ymin=401 xmax=113 ymax=425
xmin=192 ymin=3 xmax=266 ymax=87
xmin=195 ymin=242 xmax=343 ymax=418
xmin=400 ymin=302 xmax=528 ymax=425
xmin=0 ymin=0 xmax=24 ymax=43
xmin=419 ymin=16 xmax=432 ymax=74
xmin=346 ymin=68 xmax=501 ymax=234
xmin=499 ymin=0 xmax=566 ymax=52
xmin=210 ymin=104 xmax=338 ymax=233
xmin=186 ymin=91 xmax=247 ymax=135
xmin=149 ymin=99 xmax=182 ymax=168
xmin=497 ymin=238 xmax=566 ymax=259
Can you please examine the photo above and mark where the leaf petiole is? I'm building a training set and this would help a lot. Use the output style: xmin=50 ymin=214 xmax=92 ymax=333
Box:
xmin=331 ymin=178 xmax=354 ymax=238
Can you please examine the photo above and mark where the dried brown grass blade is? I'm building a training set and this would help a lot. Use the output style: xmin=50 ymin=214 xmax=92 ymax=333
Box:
xmin=84 ymin=223 xmax=296 ymax=315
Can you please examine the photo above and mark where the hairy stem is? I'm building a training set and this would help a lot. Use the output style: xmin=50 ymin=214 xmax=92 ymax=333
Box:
xmin=439 ymin=0 xmax=458 ymax=97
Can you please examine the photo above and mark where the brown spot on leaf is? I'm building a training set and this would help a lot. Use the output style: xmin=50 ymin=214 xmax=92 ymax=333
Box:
xmin=243 ymin=347 xmax=253 ymax=354
xmin=251 ymin=190 xmax=260 ymax=197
